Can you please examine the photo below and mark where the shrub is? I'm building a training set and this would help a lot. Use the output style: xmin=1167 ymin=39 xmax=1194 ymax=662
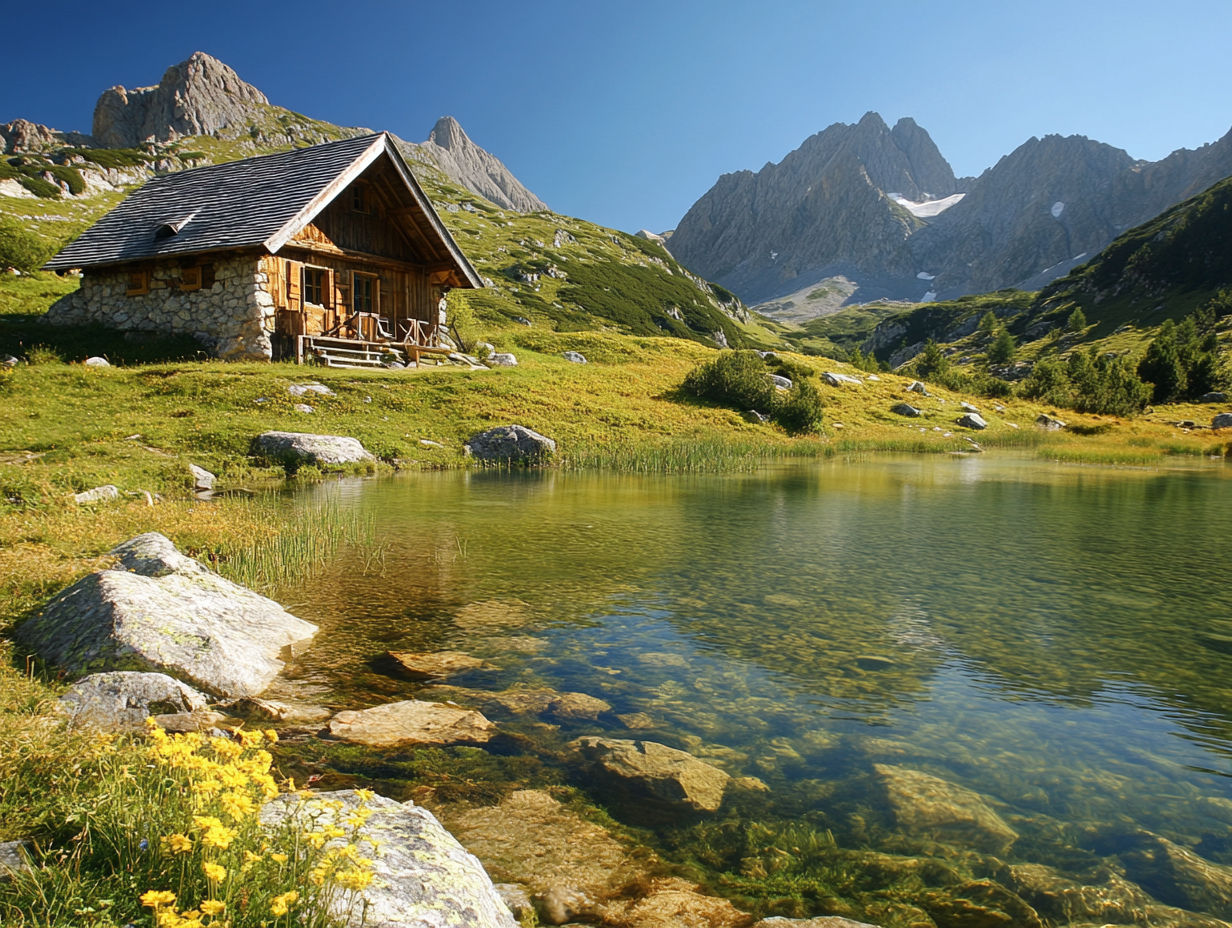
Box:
xmin=777 ymin=379 xmax=824 ymax=434
xmin=1137 ymin=316 xmax=1225 ymax=403
xmin=683 ymin=350 xmax=777 ymax=413
xmin=977 ymin=311 xmax=997 ymax=336
xmin=1022 ymin=347 xmax=1151 ymax=416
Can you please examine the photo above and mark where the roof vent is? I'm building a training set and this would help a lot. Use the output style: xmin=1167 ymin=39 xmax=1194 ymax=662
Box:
xmin=156 ymin=214 xmax=196 ymax=238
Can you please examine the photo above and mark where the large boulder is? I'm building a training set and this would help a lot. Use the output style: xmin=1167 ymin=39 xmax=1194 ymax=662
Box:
xmin=891 ymin=403 xmax=922 ymax=418
xmin=17 ymin=533 xmax=318 ymax=698
xmin=59 ymin=671 xmax=209 ymax=731
xmin=464 ymin=425 xmax=556 ymax=463
xmin=568 ymin=737 xmax=730 ymax=817
xmin=875 ymin=765 xmax=1017 ymax=854
xmin=328 ymin=699 xmax=495 ymax=747
xmin=262 ymin=790 xmax=516 ymax=928
xmin=388 ymin=650 xmax=497 ymax=678
xmin=254 ymin=431 xmax=375 ymax=465
xmin=956 ymin=412 xmax=987 ymax=430
xmin=1113 ymin=831 xmax=1232 ymax=919
xmin=1212 ymin=413 xmax=1232 ymax=430
xmin=824 ymin=372 xmax=862 ymax=386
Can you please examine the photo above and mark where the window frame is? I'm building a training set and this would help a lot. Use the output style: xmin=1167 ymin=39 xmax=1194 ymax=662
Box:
xmin=125 ymin=269 xmax=150 ymax=296
xmin=302 ymin=265 xmax=328 ymax=307
xmin=352 ymin=271 xmax=377 ymax=314
xmin=179 ymin=266 xmax=202 ymax=292
xmin=351 ymin=184 xmax=368 ymax=214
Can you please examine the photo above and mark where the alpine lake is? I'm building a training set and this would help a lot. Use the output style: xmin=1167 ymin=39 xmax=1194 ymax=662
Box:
xmin=266 ymin=455 xmax=1232 ymax=927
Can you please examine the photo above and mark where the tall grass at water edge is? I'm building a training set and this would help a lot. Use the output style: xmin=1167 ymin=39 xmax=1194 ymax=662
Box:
xmin=558 ymin=437 xmax=833 ymax=474
xmin=207 ymin=497 xmax=378 ymax=595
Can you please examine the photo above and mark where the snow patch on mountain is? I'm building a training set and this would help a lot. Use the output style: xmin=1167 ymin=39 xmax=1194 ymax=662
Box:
xmin=891 ymin=193 xmax=965 ymax=217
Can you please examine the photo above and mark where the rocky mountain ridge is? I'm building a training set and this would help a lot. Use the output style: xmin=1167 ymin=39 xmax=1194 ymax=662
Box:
xmin=668 ymin=112 xmax=1232 ymax=314
xmin=3 ymin=52 xmax=546 ymax=213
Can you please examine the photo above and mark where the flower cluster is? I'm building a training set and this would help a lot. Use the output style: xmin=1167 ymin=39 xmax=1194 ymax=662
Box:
xmin=133 ymin=721 xmax=376 ymax=926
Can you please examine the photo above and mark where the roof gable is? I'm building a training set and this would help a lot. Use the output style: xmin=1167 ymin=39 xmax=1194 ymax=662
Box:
xmin=44 ymin=134 xmax=481 ymax=288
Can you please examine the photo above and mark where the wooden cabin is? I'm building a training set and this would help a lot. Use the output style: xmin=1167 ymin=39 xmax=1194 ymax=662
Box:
xmin=42 ymin=133 xmax=482 ymax=366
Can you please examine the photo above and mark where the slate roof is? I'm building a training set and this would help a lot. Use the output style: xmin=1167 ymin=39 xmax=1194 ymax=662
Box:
xmin=44 ymin=133 xmax=481 ymax=287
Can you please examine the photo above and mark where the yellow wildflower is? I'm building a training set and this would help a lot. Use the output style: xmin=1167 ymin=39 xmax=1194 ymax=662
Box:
xmin=303 ymin=831 xmax=326 ymax=849
xmin=140 ymin=889 xmax=178 ymax=908
xmin=202 ymin=862 xmax=227 ymax=883
xmin=271 ymin=852 xmax=288 ymax=863
xmin=265 ymin=729 xmax=279 ymax=743
xmin=244 ymin=850 xmax=263 ymax=863
xmin=237 ymin=729 xmax=264 ymax=748
xmin=270 ymin=890 xmax=299 ymax=916
xmin=335 ymin=868 xmax=375 ymax=892
xmin=354 ymin=788 xmax=374 ymax=802
xmin=219 ymin=792 xmax=255 ymax=822
xmin=162 ymin=833 xmax=193 ymax=855
xmin=199 ymin=900 xmax=226 ymax=916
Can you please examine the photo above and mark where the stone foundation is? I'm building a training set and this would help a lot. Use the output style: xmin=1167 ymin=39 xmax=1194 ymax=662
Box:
xmin=43 ymin=253 xmax=276 ymax=360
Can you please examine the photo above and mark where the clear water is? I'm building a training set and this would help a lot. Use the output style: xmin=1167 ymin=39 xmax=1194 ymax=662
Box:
xmin=277 ymin=457 xmax=1232 ymax=924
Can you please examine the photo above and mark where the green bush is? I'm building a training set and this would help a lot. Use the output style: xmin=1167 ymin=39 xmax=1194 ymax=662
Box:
xmin=683 ymin=350 xmax=777 ymax=413
xmin=777 ymin=380 xmax=825 ymax=434
xmin=987 ymin=328 xmax=1017 ymax=364
xmin=1022 ymin=346 xmax=1151 ymax=416
xmin=1137 ymin=316 xmax=1225 ymax=403
xmin=914 ymin=339 xmax=950 ymax=378
xmin=978 ymin=311 xmax=998 ymax=336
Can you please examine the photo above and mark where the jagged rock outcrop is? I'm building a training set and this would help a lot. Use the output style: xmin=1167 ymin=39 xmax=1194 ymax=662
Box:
xmin=0 ymin=119 xmax=92 ymax=153
xmin=406 ymin=117 xmax=548 ymax=213
xmin=670 ymin=112 xmax=1232 ymax=309
xmin=92 ymin=51 xmax=269 ymax=148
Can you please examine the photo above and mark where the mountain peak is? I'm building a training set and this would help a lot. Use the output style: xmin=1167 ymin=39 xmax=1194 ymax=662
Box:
xmin=93 ymin=51 xmax=268 ymax=148
xmin=417 ymin=117 xmax=547 ymax=213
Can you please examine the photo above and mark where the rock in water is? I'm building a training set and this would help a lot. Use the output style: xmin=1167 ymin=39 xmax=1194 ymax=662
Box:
xmin=464 ymin=425 xmax=556 ymax=463
xmin=754 ymin=918 xmax=881 ymax=928
xmin=892 ymin=403 xmax=923 ymax=418
xmin=921 ymin=879 xmax=1043 ymax=928
xmin=1115 ymin=831 xmax=1232 ymax=919
xmin=262 ymin=790 xmax=517 ymax=927
xmin=17 ymin=533 xmax=318 ymax=698
xmin=956 ymin=412 xmax=988 ymax=430
xmin=60 ymin=671 xmax=209 ymax=731
xmin=875 ymin=764 xmax=1017 ymax=853
xmin=568 ymin=737 xmax=730 ymax=815
xmin=388 ymin=650 xmax=498 ymax=678
xmin=328 ymin=700 xmax=495 ymax=747
xmin=254 ymin=431 xmax=375 ymax=465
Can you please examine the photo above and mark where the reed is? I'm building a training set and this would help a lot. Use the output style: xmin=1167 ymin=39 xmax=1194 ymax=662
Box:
xmin=559 ymin=437 xmax=831 ymax=474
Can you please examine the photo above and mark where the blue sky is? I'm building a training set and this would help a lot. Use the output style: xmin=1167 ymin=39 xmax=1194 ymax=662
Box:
xmin=5 ymin=0 xmax=1231 ymax=234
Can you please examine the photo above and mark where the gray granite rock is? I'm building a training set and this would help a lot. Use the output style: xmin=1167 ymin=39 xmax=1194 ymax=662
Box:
xmin=84 ymin=356 xmax=109 ymax=367
xmin=486 ymin=352 xmax=518 ymax=367
xmin=875 ymin=764 xmax=1017 ymax=854
xmin=823 ymin=372 xmax=862 ymax=386
xmin=60 ymin=670 xmax=209 ymax=731
xmin=262 ymin=790 xmax=517 ymax=928
xmin=562 ymin=351 xmax=588 ymax=364
xmin=906 ymin=381 xmax=930 ymax=395
xmin=74 ymin=484 xmax=119 ymax=504
xmin=188 ymin=464 xmax=215 ymax=490
xmin=1203 ymin=392 xmax=1228 ymax=403
xmin=17 ymin=532 xmax=317 ymax=698
xmin=254 ymin=431 xmax=375 ymax=465
xmin=464 ymin=425 xmax=556 ymax=463
xmin=1036 ymin=414 xmax=1067 ymax=430
xmin=892 ymin=403 xmax=922 ymax=418
xmin=957 ymin=413 xmax=987 ymax=430
xmin=0 ymin=841 xmax=31 ymax=881
xmin=771 ymin=374 xmax=794 ymax=390
xmin=1213 ymin=413 xmax=1232 ymax=430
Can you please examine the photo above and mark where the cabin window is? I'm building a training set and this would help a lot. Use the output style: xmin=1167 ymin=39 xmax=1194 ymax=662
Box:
xmin=353 ymin=272 xmax=375 ymax=314
xmin=125 ymin=269 xmax=150 ymax=296
xmin=201 ymin=264 xmax=215 ymax=289
xmin=303 ymin=266 xmax=327 ymax=305
xmin=179 ymin=266 xmax=202 ymax=291
xmin=351 ymin=185 xmax=368 ymax=214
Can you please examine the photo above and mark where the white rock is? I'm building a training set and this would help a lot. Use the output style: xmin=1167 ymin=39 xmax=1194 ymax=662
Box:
xmin=74 ymin=485 xmax=120 ymax=504
xmin=823 ymin=372 xmax=862 ymax=386
xmin=487 ymin=352 xmax=518 ymax=367
xmin=562 ymin=351 xmax=588 ymax=364
xmin=60 ymin=671 xmax=209 ymax=731
xmin=17 ymin=533 xmax=318 ymax=698
xmin=84 ymin=356 xmax=110 ymax=367
xmin=189 ymin=464 xmax=215 ymax=490
xmin=770 ymin=374 xmax=793 ymax=390
xmin=294 ymin=403 xmax=314 ymax=413
xmin=287 ymin=383 xmax=335 ymax=397
xmin=255 ymin=432 xmax=374 ymax=465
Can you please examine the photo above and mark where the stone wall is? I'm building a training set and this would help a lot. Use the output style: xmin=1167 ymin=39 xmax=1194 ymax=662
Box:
xmin=43 ymin=253 xmax=276 ymax=360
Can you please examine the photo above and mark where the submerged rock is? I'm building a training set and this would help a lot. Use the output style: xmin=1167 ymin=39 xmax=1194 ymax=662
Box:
xmin=1115 ymin=831 xmax=1232 ymax=919
xmin=219 ymin=696 xmax=331 ymax=724
xmin=17 ymin=533 xmax=318 ymax=698
xmin=262 ymin=789 xmax=516 ymax=928
xmin=388 ymin=650 xmax=498 ymax=678
xmin=254 ymin=431 xmax=374 ymax=465
xmin=569 ymin=737 xmax=731 ymax=816
xmin=328 ymin=699 xmax=495 ymax=747
xmin=603 ymin=877 xmax=750 ymax=928
xmin=1002 ymin=861 xmax=1154 ymax=926
xmin=754 ymin=918 xmax=880 ymax=928
xmin=875 ymin=764 xmax=1017 ymax=854
xmin=464 ymin=425 xmax=556 ymax=462
xmin=59 ymin=671 xmax=209 ymax=731
xmin=921 ymin=879 xmax=1043 ymax=928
